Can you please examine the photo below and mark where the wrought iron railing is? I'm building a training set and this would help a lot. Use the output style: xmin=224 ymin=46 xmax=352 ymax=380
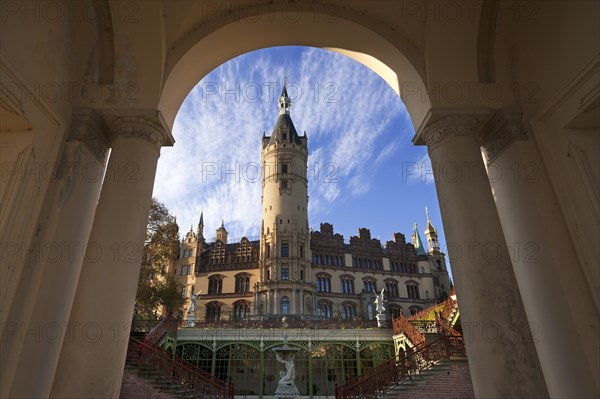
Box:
xmin=392 ymin=314 xmax=425 ymax=347
xmin=335 ymin=335 xmax=463 ymax=399
xmin=145 ymin=316 xmax=179 ymax=345
xmin=127 ymin=337 xmax=234 ymax=399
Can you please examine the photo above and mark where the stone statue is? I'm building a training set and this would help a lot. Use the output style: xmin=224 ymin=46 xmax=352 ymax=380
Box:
xmin=188 ymin=294 xmax=197 ymax=315
xmin=275 ymin=351 xmax=296 ymax=385
xmin=374 ymin=288 xmax=386 ymax=313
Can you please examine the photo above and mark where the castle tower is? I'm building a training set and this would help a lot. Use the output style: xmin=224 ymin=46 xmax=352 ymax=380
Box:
xmin=257 ymin=81 xmax=313 ymax=317
xmin=424 ymin=207 xmax=440 ymax=252
xmin=216 ymin=220 xmax=228 ymax=244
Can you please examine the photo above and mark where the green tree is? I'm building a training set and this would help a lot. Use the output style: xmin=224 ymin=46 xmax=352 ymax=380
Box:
xmin=134 ymin=198 xmax=185 ymax=319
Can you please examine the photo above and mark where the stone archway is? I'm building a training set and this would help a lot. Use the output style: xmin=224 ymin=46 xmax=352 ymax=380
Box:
xmin=1 ymin=2 xmax=598 ymax=399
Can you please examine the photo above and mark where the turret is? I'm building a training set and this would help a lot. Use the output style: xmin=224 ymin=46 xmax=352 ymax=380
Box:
xmin=256 ymin=79 xmax=313 ymax=316
xmin=424 ymin=207 xmax=440 ymax=252
xmin=216 ymin=220 xmax=228 ymax=244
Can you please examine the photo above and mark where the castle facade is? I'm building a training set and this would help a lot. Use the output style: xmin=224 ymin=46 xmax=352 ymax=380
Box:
xmin=171 ymin=84 xmax=451 ymax=323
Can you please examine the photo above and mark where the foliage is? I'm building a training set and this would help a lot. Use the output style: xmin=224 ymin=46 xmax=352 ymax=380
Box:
xmin=134 ymin=198 xmax=185 ymax=318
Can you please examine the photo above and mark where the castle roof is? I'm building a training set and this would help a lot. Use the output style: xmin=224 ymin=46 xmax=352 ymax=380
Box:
xmin=267 ymin=113 xmax=303 ymax=145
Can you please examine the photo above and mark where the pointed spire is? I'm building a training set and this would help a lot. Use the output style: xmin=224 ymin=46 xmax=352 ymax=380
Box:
xmin=413 ymin=223 xmax=426 ymax=256
xmin=424 ymin=207 xmax=439 ymax=252
xmin=196 ymin=210 xmax=204 ymax=239
xmin=424 ymin=206 xmax=436 ymax=234
xmin=278 ymin=77 xmax=291 ymax=115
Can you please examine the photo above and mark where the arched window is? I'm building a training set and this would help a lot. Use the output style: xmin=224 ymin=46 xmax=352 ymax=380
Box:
xmin=317 ymin=274 xmax=331 ymax=292
xmin=233 ymin=301 xmax=250 ymax=320
xmin=206 ymin=302 xmax=222 ymax=322
xmin=389 ymin=306 xmax=403 ymax=319
xmin=318 ymin=301 xmax=332 ymax=318
xmin=342 ymin=303 xmax=357 ymax=320
xmin=280 ymin=296 xmax=290 ymax=315
xmin=385 ymin=280 xmax=399 ymax=298
xmin=406 ymin=281 xmax=420 ymax=299
xmin=235 ymin=274 xmax=250 ymax=293
xmin=340 ymin=276 xmax=355 ymax=294
xmin=208 ymin=275 xmax=223 ymax=294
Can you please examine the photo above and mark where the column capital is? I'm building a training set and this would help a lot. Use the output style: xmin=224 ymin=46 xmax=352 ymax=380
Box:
xmin=100 ymin=109 xmax=175 ymax=149
xmin=413 ymin=108 xmax=489 ymax=151
xmin=111 ymin=116 xmax=170 ymax=151
xmin=67 ymin=108 xmax=111 ymax=163
xmin=480 ymin=109 xmax=528 ymax=165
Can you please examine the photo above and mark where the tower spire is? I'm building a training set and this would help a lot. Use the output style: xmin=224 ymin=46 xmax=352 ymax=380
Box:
xmin=424 ymin=207 xmax=439 ymax=252
xmin=196 ymin=210 xmax=204 ymax=238
xmin=413 ymin=223 xmax=426 ymax=256
xmin=278 ymin=78 xmax=291 ymax=115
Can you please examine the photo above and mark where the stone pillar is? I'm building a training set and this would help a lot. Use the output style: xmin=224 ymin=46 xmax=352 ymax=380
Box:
xmin=266 ymin=289 xmax=271 ymax=315
xmin=415 ymin=113 xmax=548 ymax=398
xmin=50 ymin=114 xmax=173 ymax=398
xmin=273 ymin=288 xmax=279 ymax=315
xmin=292 ymin=288 xmax=296 ymax=314
xmin=299 ymin=288 xmax=304 ymax=315
xmin=480 ymin=110 xmax=599 ymax=397
xmin=2 ymin=109 xmax=110 ymax=399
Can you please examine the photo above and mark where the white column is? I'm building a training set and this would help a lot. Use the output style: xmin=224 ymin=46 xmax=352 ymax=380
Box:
xmin=481 ymin=110 xmax=599 ymax=397
xmin=2 ymin=109 xmax=110 ymax=399
xmin=50 ymin=115 xmax=172 ymax=398
xmin=273 ymin=288 xmax=279 ymax=315
xmin=416 ymin=113 xmax=548 ymax=398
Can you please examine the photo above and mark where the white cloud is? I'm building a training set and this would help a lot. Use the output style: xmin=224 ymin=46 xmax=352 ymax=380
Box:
xmin=152 ymin=47 xmax=410 ymax=240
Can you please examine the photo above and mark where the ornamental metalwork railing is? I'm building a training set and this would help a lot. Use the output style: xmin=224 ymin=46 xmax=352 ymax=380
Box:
xmin=392 ymin=314 xmax=425 ymax=347
xmin=334 ymin=335 xmax=464 ymax=399
xmin=179 ymin=318 xmax=379 ymax=330
xmin=127 ymin=337 xmax=234 ymax=399
xmin=145 ymin=316 xmax=179 ymax=345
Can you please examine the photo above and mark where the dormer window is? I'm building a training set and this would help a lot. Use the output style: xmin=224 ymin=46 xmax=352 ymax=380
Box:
xmin=282 ymin=133 xmax=287 ymax=140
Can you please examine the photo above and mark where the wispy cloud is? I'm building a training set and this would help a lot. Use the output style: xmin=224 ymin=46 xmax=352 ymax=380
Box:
xmin=153 ymin=46 xmax=410 ymax=240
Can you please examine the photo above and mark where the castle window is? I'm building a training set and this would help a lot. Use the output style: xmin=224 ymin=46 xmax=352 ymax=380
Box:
xmin=300 ymin=269 xmax=304 ymax=281
xmin=282 ymin=164 xmax=288 ymax=174
xmin=342 ymin=303 xmax=356 ymax=320
xmin=280 ymin=296 xmax=290 ymax=314
xmin=318 ymin=301 xmax=332 ymax=318
xmin=280 ymin=180 xmax=288 ymax=189
xmin=181 ymin=286 xmax=186 ymax=298
xmin=233 ymin=301 xmax=250 ymax=320
xmin=281 ymin=243 xmax=289 ymax=257
xmin=364 ymin=279 xmax=377 ymax=293
xmin=266 ymin=244 xmax=271 ymax=258
xmin=340 ymin=277 xmax=355 ymax=294
xmin=299 ymin=245 xmax=304 ymax=258
xmin=317 ymin=275 xmax=331 ymax=292
xmin=406 ymin=281 xmax=420 ymax=299
xmin=235 ymin=275 xmax=250 ymax=293
xmin=208 ymin=276 xmax=223 ymax=294
xmin=389 ymin=306 xmax=402 ymax=319
xmin=206 ymin=302 xmax=222 ymax=322
xmin=282 ymin=133 xmax=287 ymax=140
xmin=385 ymin=280 xmax=399 ymax=298
xmin=281 ymin=268 xmax=289 ymax=280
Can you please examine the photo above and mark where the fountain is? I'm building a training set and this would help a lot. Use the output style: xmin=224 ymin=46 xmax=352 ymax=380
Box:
xmin=271 ymin=317 xmax=300 ymax=398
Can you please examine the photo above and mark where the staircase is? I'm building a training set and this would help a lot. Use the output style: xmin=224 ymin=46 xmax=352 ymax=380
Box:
xmin=120 ymin=367 xmax=180 ymax=399
xmin=121 ymin=317 xmax=233 ymax=399
xmin=382 ymin=356 xmax=474 ymax=399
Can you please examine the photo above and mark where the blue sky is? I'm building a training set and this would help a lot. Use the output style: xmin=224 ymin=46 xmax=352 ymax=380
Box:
xmin=153 ymin=46 xmax=445 ymax=257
